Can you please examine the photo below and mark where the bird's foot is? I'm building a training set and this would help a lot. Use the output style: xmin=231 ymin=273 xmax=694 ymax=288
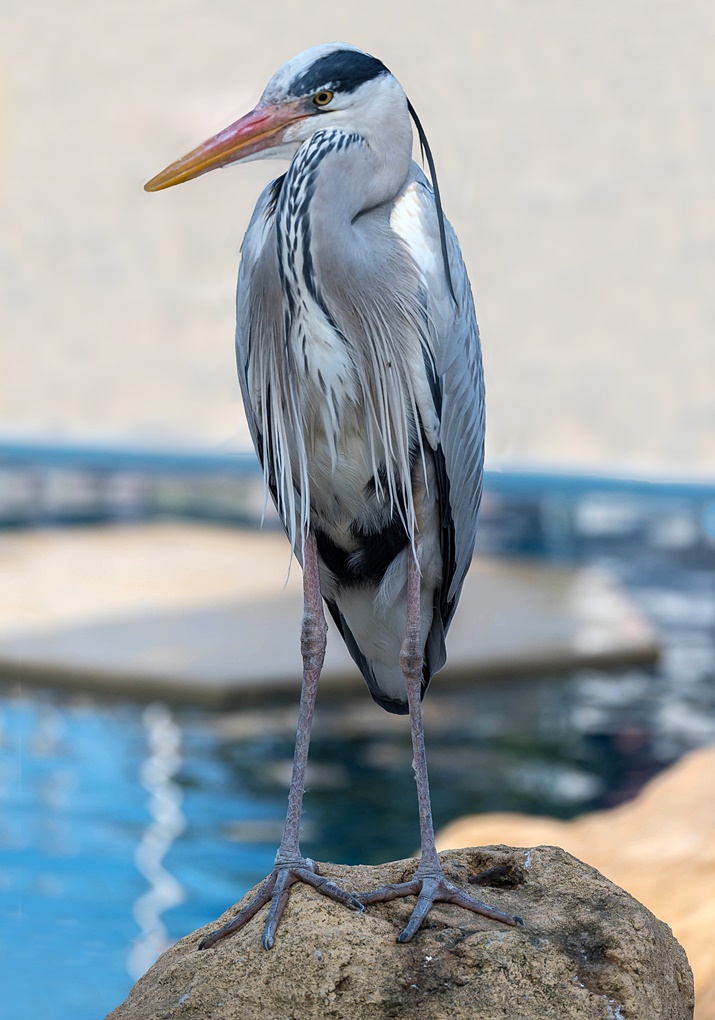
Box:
xmin=198 ymin=857 xmax=363 ymax=951
xmin=356 ymin=868 xmax=524 ymax=943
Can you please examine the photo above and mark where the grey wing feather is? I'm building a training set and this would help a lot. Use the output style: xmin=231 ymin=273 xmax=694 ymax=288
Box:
xmin=383 ymin=165 xmax=484 ymax=694
xmin=234 ymin=174 xmax=307 ymax=563
xmin=235 ymin=176 xmax=282 ymax=454
xmin=408 ymin=168 xmax=485 ymax=621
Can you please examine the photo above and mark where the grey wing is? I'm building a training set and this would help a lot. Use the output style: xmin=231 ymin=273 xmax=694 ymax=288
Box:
xmin=436 ymin=208 xmax=486 ymax=614
xmin=235 ymin=174 xmax=283 ymax=459
xmin=234 ymin=174 xmax=304 ymax=559
xmin=395 ymin=167 xmax=485 ymax=638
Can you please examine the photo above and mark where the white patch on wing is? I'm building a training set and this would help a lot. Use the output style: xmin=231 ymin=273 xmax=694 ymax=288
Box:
xmin=389 ymin=183 xmax=441 ymax=451
xmin=389 ymin=182 xmax=439 ymax=279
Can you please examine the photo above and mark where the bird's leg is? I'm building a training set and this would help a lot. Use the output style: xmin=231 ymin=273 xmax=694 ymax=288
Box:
xmin=199 ymin=531 xmax=363 ymax=951
xmin=356 ymin=548 xmax=524 ymax=942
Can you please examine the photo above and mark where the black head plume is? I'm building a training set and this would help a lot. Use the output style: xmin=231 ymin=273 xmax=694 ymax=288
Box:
xmin=407 ymin=99 xmax=457 ymax=306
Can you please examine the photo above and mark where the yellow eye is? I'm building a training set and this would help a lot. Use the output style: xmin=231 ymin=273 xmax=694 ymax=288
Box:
xmin=313 ymin=90 xmax=334 ymax=107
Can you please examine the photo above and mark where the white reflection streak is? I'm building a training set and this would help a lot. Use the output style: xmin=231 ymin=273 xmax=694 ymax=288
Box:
xmin=128 ymin=702 xmax=186 ymax=980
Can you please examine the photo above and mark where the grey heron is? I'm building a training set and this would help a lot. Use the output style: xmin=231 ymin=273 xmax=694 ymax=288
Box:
xmin=145 ymin=43 xmax=522 ymax=948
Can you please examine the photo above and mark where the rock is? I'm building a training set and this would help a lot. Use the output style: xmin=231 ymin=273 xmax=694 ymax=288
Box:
xmin=436 ymin=747 xmax=714 ymax=1020
xmin=106 ymin=846 xmax=692 ymax=1020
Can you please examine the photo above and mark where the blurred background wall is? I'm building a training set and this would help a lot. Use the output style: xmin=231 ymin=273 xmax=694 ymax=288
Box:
xmin=1 ymin=0 xmax=713 ymax=474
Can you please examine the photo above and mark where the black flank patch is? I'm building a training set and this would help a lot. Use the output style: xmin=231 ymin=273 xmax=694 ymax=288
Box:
xmin=290 ymin=50 xmax=389 ymax=98
xmin=315 ymin=515 xmax=408 ymax=588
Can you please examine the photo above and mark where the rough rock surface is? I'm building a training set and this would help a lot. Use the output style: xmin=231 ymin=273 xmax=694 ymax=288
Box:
xmin=106 ymin=846 xmax=693 ymax=1020
xmin=436 ymin=747 xmax=714 ymax=1019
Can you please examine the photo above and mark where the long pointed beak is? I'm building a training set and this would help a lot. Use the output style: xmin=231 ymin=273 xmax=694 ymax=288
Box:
xmin=144 ymin=101 xmax=306 ymax=192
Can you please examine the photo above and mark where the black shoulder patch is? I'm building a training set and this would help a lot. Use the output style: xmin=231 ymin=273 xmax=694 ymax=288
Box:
xmin=265 ymin=173 xmax=286 ymax=218
xmin=290 ymin=50 xmax=389 ymax=97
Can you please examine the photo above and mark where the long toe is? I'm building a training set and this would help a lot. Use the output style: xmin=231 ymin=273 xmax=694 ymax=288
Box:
xmin=199 ymin=860 xmax=361 ymax=951
xmin=199 ymin=872 xmax=277 ymax=950
xmin=355 ymin=872 xmax=523 ymax=943
xmin=402 ymin=875 xmax=523 ymax=942
xmin=355 ymin=879 xmax=422 ymax=906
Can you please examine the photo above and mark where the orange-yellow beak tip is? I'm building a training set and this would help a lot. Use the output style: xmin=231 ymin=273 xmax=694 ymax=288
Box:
xmin=143 ymin=175 xmax=169 ymax=193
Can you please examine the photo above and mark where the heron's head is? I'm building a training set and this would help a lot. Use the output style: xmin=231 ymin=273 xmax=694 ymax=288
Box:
xmin=145 ymin=44 xmax=410 ymax=192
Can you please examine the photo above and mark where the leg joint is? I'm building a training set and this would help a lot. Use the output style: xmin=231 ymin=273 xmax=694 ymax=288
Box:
xmin=400 ymin=646 xmax=423 ymax=681
xmin=301 ymin=610 xmax=327 ymax=671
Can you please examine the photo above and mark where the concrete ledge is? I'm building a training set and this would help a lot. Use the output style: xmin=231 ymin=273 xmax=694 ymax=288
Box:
xmin=0 ymin=523 xmax=659 ymax=704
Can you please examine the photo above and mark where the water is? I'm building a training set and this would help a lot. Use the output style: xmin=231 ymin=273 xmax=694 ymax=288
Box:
xmin=3 ymin=489 xmax=715 ymax=1019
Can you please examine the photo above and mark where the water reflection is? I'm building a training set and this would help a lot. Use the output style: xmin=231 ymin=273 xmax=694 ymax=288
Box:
xmin=128 ymin=703 xmax=186 ymax=980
